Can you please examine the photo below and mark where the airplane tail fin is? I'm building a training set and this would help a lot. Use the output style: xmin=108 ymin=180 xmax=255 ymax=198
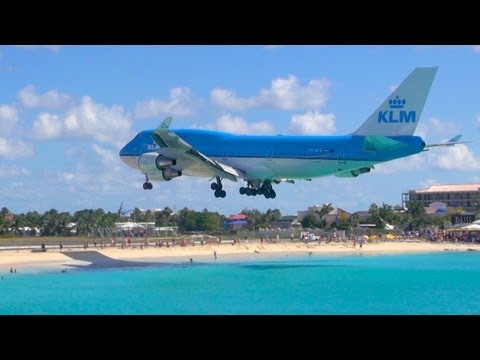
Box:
xmin=353 ymin=67 xmax=438 ymax=136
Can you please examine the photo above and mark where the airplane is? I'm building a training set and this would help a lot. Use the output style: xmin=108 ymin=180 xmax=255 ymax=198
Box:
xmin=119 ymin=66 xmax=468 ymax=199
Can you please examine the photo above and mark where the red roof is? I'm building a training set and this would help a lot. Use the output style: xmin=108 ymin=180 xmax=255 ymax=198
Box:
xmin=228 ymin=214 xmax=248 ymax=220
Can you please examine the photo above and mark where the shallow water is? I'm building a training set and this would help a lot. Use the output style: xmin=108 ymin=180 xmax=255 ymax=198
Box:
xmin=1 ymin=252 xmax=479 ymax=314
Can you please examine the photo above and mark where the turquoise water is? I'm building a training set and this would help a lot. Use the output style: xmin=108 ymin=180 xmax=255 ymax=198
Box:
xmin=1 ymin=252 xmax=480 ymax=314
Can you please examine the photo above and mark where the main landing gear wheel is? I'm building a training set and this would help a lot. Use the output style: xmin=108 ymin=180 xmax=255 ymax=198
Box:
xmin=239 ymin=181 xmax=276 ymax=198
xmin=214 ymin=189 xmax=226 ymax=198
xmin=211 ymin=177 xmax=226 ymax=198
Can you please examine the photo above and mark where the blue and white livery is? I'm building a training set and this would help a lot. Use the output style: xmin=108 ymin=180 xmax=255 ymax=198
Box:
xmin=119 ymin=67 xmax=467 ymax=199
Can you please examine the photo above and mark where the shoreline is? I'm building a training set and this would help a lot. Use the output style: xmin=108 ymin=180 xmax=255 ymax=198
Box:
xmin=0 ymin=241 xmax=480 ymax=274
xmin=1 ymin=240 xmax=480 ymax=273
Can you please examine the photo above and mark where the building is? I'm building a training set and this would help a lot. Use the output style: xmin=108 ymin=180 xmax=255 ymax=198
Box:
xmin=402 ymin=184 xmax=480 ymax=211
xmin=224 ymin=214 xmax=249 ymax=231
xmin=297 ymin=205 xmax=325 ymax=222
xmin=355 ymin=211 xmax=371 ymax=224
xmin=323 ymin=208 xmax=351 ymax=226
xmin=271 ymin=215 xmax=300 ymax=229
xmin=297 ymin=205 xmax=351 ymax=227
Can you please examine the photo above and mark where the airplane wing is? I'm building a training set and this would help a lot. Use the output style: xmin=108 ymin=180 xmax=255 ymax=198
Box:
xmin=151 ymin=117 xmax=239 ymax=182
xmin=423 ymin=135 xmax=472 ymax=150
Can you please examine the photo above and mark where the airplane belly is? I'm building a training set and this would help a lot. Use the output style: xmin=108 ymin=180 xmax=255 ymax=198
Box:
xmin=220 ymin=157 xmax=339 ymax=179
xmin=120 ymin=155 xmax=140 ymax=170
xmin=221 ymin=157 xmax=376 ymax=179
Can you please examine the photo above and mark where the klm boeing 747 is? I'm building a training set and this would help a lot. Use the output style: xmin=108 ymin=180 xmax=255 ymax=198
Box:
xmin=119 ymin=67 xmax=467 ymax=199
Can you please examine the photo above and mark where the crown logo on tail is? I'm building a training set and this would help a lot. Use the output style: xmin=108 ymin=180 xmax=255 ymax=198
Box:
xmin=389 ymin=95 xmax=406 ymax=109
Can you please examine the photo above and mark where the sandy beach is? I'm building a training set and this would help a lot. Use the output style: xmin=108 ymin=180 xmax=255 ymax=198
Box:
xmin=1 ymin=240 xmax=480 ymax=273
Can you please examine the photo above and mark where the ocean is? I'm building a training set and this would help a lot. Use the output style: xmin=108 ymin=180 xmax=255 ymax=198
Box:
xmin=1 ymin=252 xmax=480 ymax=314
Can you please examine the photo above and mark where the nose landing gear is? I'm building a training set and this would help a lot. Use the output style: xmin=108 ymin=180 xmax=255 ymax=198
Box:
xmin=143 ymin=174 xmax=153 ymax=190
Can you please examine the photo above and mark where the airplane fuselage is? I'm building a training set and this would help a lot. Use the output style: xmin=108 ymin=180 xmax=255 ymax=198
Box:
xmin=120 ymin=129 xmax=425 ymax=181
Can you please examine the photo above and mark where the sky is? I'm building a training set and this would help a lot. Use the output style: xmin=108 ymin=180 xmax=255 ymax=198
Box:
xmin=1 ymin=45 xmax=480 ymax=217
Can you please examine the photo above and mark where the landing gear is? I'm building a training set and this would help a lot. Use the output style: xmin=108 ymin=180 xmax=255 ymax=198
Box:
xmin=239 ymin=180 xmax=276 ymax=199
xmin=211 ymin=177 xmax=226 ymax=198
xmin=143 ymin=174 xmax=153 ymax=190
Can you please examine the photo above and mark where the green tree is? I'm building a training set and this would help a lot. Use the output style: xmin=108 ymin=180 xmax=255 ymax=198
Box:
xmin=155 ymin=207 xmax=173 ymax=226
xmin=241 ymin=208 xmax=263 ymax=230
xmin=41 ymin=209 xmax=59 ymax=236
xmin=350 ymin=212 xmax=360 ymax=228
xmin=368 ymin=203 xmax=382 ymax=228
xmin=177 ymin=208 xmax=197 ymax=232
xmin=300 ymin=213 xmax=321 ymax=229
xmin=315 ymin=203 xmax=333 ymax=219
xmin=405 ymin=200 xmax=427 ymax=230
xmin=335 ymin=220 xmax=351 ymax=230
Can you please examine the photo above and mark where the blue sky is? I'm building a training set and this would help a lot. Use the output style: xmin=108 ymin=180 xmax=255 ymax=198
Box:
xmin=1 ymin=45 xmax=480 ymax=216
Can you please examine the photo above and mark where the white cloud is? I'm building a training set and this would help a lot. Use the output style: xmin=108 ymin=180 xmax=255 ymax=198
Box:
xmin=288 ymin=111 xmax=336 ymax=135
xmin=15 ymin=45 xmax=61 ymax=52
xmin=0 ymin=138 xmax=34 ymax=159
xmin=415 ymin=117 xmax=460 ymax=140
xmin=210 ymin=114 xmax=274 ymax=134
xmin=0 ymin=166 xmax=30 ymax=177
xmin=419 ymin=178 xmax=439 ymax=189
xmin=264 ymin=45 xmax=282 ymax=50
xmin=0 ymin=104 xmax=19 ymax=135
xmin=135 ymin=87 xmax=197 ymax=118
xmin=91 ymin=144 xmax=122 ymax=171
xmin=375 ymin=154 xmax=425 ymax=174
xmin=431 ymin=144 xmax=480 ymax=171
xmin=57 ymin=162 xmax=136 ymax=195
xmin=17 ymin=84 xmax=73 ymax=109
xmin=211 ymin=75 xmax=330 ymax=111
xmin=473 ymin=46 xmax=480 ymax=53
xmin=210 ymin=89 xmax=256 ymax=111
xmin=32 ymin=96 xmax=132 ymax=148
xmin=377 ymin=144 xmax=480 ymax=174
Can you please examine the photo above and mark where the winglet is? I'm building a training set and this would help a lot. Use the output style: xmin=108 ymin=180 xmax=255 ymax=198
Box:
xmin=157 ymin=117 xmax=172 ymax=130
xmin=447 ymin=135 xmax=462 ymax=143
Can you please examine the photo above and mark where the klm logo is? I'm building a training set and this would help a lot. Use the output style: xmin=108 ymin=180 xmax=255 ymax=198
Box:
xmin=378 ymin=96 xmax=416 ymax=123
xmin=147 ymin=143 xmax=160 ymax=151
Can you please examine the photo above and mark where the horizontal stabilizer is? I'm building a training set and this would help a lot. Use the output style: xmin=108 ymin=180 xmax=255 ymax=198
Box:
xmin=424 ymin=134 xmax=472 ymax=149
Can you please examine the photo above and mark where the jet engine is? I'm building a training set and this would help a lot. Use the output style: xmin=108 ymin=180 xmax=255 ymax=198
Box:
xmin=162 ymin=168 xmax=182 ymax=181
xmin=335 ymin=167 xmax=372 ymax=178
xmin=138 ymin=152 xmax=177 ymax=172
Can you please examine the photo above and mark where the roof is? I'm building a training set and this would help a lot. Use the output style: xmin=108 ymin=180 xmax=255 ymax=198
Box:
xmin=227 ymin=214 xmax=248 ymax=220
xmin=327 ymin=208 xmax=350 ymax=215
xmin=414 ymin=184 xmax=480 ymax=193
xmin=278 ymin=215 xmax=297 ymax=221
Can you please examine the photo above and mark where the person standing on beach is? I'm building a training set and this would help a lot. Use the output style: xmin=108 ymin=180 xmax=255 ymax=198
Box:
xmin=214 ymin=251 xmax=217 ymax=260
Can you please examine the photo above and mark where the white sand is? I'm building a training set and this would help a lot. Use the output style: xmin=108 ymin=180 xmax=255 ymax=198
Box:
xmin=1 ymin=240 xmax=479 ymax=272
